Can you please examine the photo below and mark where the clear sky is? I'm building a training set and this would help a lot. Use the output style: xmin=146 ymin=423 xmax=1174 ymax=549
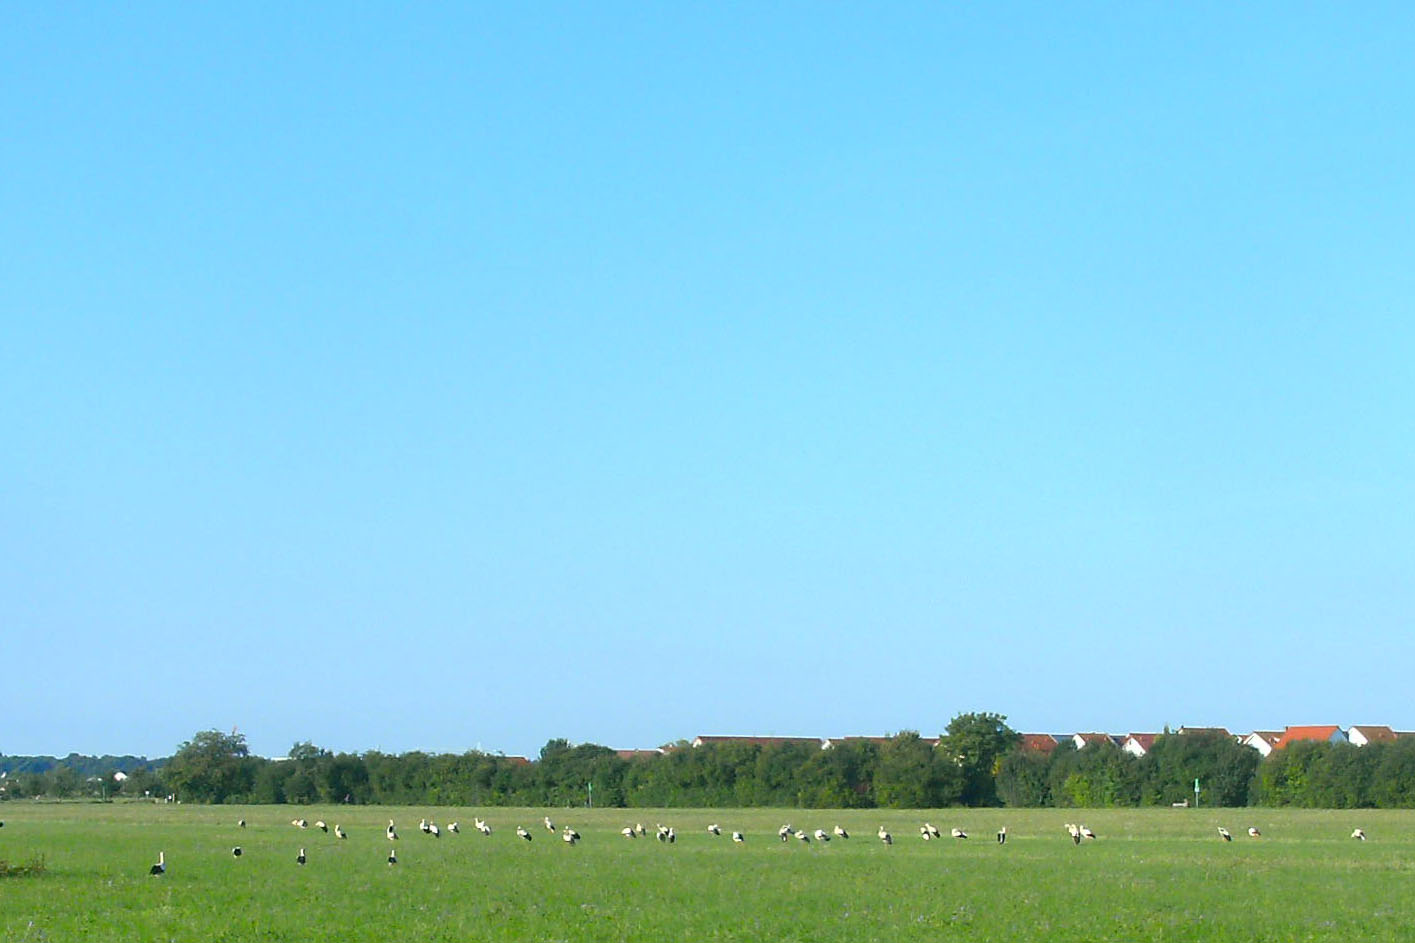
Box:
xmin=3 ymin=4 xmax=1412 ymax=760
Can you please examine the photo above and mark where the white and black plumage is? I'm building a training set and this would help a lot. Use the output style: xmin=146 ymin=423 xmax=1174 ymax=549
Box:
xmin=1218 ymin=827 xmax=1232 ymax=842
xmin=562 ymin=826 xmax=580 ymax=845
xmin=475 ymin=818 xmax=492 ymax=836
xmin=778 ymin=824 xmax=792 ymax=842
xmin=666 ymin=827 xmax=676 ymax=844
xmin=635 ymin=823 xmax=647 ymax=836
xmin=544 ymin=815 xmax=555 ymax=832
xmin=997 ymin=827 xmax=1007 ymax=845
xmin=1080 ymin=825 xmax=1096 ymax=840
xmin=335 ymin=824 xmax=347 ymax=839
xmin=621 ymin=826 xmax=636 ymax=838
xmin=387 ymin=848 xmax=397 ymax=866
xmin=232 ymin=846 xmax=242 ymax=857
xmin=297 ymin=848 xmax=306 ymax=865
xmin=707 ymin=823 xmax=722 ymax=836
xmin=1066 ymin=824 xmax=1081 ymax=845
xmin=517 ymin=826 xmax=533 ymax=841
xmin=922 ymin=823 xmax=941 ymax=840
xmin=149 ymin=851 xmax=165 ymax=875
xmin=387 ymin=820 xmax=399 ymax=841
xmin=296 ymin=818 xmax=308 ymax=829
xmin=878 ymin=826 xmax=892 ymax=845
xmin=732 ymin=831 xmax=745 ymax=844
xmin=429 ymin=823 xmax=440 ymax=838
xmin=834 ymin=825 xmax=849 ymax=839
xmin=315 ymin=820 xmax=327 ymax=833
xmin=1248 ymin=827 xmax=1261 ymax=838
xmin=448 ymin=822 xmax=459 ymax=834
xmin=814 ymin=828 xmax=830 ymax=842
xmin=794 ymin=829 xmax=810 ymax=844
xmin=237 ymin=819 xmax=245 ymax=828
xmin=420 ymin=818 xmax=430 ymax=834
xmin=951 ymin=827 xmax=967 ymax=840
xmin=657 ymin=824 xmax=671 ymax=842
xmin=1352 ymin=828 xmax=1367 ymax=841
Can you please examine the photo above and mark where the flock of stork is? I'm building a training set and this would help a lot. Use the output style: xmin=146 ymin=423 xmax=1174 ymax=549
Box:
xmin=142 ymin=815 xmax=1375 ymax=875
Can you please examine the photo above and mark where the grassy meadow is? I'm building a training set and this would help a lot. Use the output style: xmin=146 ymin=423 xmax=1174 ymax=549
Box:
xmin=2 ymin=803 xmax=1414 ymax=941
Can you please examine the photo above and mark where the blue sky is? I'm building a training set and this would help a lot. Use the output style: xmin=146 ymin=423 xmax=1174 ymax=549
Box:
xmin=3 ymin=4 xmax=1412 ymax=760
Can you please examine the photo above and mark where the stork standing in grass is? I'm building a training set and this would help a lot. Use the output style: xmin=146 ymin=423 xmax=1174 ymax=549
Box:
xmin=315 ymin=820 xmax=327 ymax=833
xmin=951 ymin=827 xmax=967 ymax=840
xmin=878 ymin=826 xmax=892 ymax=845
xmin=1248 ymin=827 xmax=1261 ymax=838
xmin=1352 ymin=828 xmax=1367 ymax=841
xmin=997 ymin=826 xmax=1007 ymax=845
xmin=335 ymin=825 xmax=347 ymax=839
xmin=149 ymin=851 xmax=165 ymax=875
xmin=794 ymin=829 xmax=811 ymax=844
xmin=778 ymin=824 xmax=792 ymax=842
xmin=544 ymin=815 xmax=555 ymax=832
xmin=232 ymin=847 xmax=242 ymax=858
xmin=834 ymin=825 xmax=849 ymax=839
xmin=707 ymin=823 xmax=721 ymax=836
xmin=1218 ymin=827 xmax=1232 ymax=842
xmin=517 ymin=826 xmax=532 ymax=841
xmin=297 ymin=848 xmax=306 ymax=866
xmin=621 ymin=826 xmax=636 ymax=839
xmin=387 ymin=848 xmax=397 ymax=866
xmin=562 ymin=826 xmax=580 ymax=845
xmin=732 ymin=831 xmax=745 ymax=844
xmin=1080 ymin=825 xmax=1096 ymax=840
xmin=387 ymin=820 xmax=399 ymax=841
xmin=448 ymin=822 xmax=459 ymax=834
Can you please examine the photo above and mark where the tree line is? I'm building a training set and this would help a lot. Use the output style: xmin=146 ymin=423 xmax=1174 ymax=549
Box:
xmin=7 ymin=718 xmax=1415 ymax=808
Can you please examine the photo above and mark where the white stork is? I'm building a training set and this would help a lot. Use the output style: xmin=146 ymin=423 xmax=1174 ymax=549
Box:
xmin=237 ymin=819 xmax=245 ymax=828
xmin=232 ymin=846 xmax=242 ymax=857
xmin=387 ymin=820 xmax=399 ymax=841
xmin=516 ymin=826 xmax=532 ymax=841
xmin=732 ymin=831 xmax=745 ymax=844
xmin=429 ymin=823 xmax=440 ymax=838
xmin=544 ymin=815 xmax=555 ymax=831
xmin=951 ymin=827 xmax=967 ymax=839
xmin=707 ymin=823 xmax=722 ymax=836
xmin=1080 ymin=825 xmax=1096 ymax=840
xmin=814 ymin=828 xmax=830 ymax=842
xmin=996 ymin=826 xmax=1007 ymax=845
xmin=922 ymin=823 xmax=941 ymax=839
xmin=621 ymin=826 xmax=636 ymax=839
xmin=1352 ymin=828 xmax=1367 ymax=841
xmin=315 ymin=820 xmax=327 ymax=833
xmin=878 ymin=825 xmax=892 ymax=845
xmin=149 ymin=851 xmax=165 ymax=875
xmin=387 ymin=848 xmax=397 ymax=866
xmin=562 ymin=826 xmax=580 ymax=845
xmin=794 ymin=829 xmax=811 ymax=843
xmin=1248 ymin=827 xmax=1261 ymax=838
xmin=778 ymin=824 xmax=792 ymax=842
xmin=297 ymin=847 xmax=306 ymax=865
xmin=420 ymin=818 xmax=430 ymax=834
xmin=448 ymin=822 xmax=459 ymax=834
xmin=833 ymin=825 xmax=849 ymax=839
xmin=335 ymin=824 xmax=347 ymax=839
xmin=1218 ymin=827 xmax=1232 ymax=842
xmin=666 ymin=827 xmax=676 ymax=844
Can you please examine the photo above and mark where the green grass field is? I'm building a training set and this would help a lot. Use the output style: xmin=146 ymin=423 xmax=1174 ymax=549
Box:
xmin=2 ymin=803 xmax=1413 ymax=941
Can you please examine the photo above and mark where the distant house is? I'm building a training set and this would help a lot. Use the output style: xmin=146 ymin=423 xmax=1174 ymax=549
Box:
xmin=1241 ymin=731 xmax=1283 ymax=757
xmin=1346 ymin=726 xmax=1397 ymax=747
xmin=1272 ymin=725 xmax=1347 ymax=750
xmin=614 ymin=749 xmax=664 ymax=761
xmin=820 ymin=735 xmax=940 ymax=750
xmin=501 ymin=756 xmax=531 ymax=766
xmin=691 ymin=735 xmax=825 ymax=750
xmin=1177 ymin=727 xmax=1232 ymax=739
xmin=112 ymin=770 xmax=129 ymax=782
xmin=1072 ymin=732 xmax=1120 ymax=750
xmin=1018 ymin=734 xmax=1060 ymax=754
xmin=1121 ymin=733 xmax=1158 ymax=758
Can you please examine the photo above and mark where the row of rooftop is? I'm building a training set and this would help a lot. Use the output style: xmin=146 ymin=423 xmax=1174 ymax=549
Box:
xmin=638 ymin=725 xmax=1408 ymax=759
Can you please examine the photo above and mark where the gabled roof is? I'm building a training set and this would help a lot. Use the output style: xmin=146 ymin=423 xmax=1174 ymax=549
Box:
xmin=691 ymin=735 xmax=824 ymax=749
xmin=1245 ymin=731 xmax=1282 ymax=746
xmin=1073 ymin=732 xmax=1118 ymax=748
xmin=501 ymin=756 xmax=531 ymax=765
xmin=1348 ymin=725 xmax=1396 ymax=744
xmin=1177 ymin=727 xmax=1231 ymax=738
xmin=1273 ymin=725 xmax=1345 ymax=749
xmin=614 ymin=749 xmax=663 ymax=760
xmin=1019 ymin=734 xmax=1059 ymax=754
xmin=1123 ymin=733 xmax=1158 ymax=750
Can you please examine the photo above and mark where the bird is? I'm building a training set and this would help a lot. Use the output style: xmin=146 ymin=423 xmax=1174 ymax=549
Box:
xmin=778 ymin=824 xmax=792 ymax=842
xmin=315 ymin=820 xmax=327 ymax=833
xmin=878 ymin=826 xmax=893 ymax=845
xmin=562 ymin=826 xmax=580 ymax=845
xmin=794 ymin=829 xmax=811 ymax=843
xmin=707 ymin=823 xmax=722 ymax=836
xmin=232 ymin=846 xmax=242 ymax=857
xmin=732 ymin=831 xmax=745 ymax=844
xmin=834 ymin=825 xmax=849 ymax=839
xmin=237 ymin=819 xmax=245 ymax=828
xmin=997 ymin=827 xmax=1007 ymax=845
xmin=429 ymin=823 xmax=440 ymax=838
xmin=387 ymin=820 xmax=399 ymax=841
xmin=657 ymin=825 xmax=671 ymax=842
xmin=516 ymin=826 xmax=532 ymax=841
xmin=149 ymin=851 xmax=165 ymax=876
xmin=296 ymin=818 xmax=308 ymax=829
xmin=1352 ymin=828 xmax=1367 ymax=841
xmin=420 ymin=818 xmax=430 ymax=834
xmin=1080 ymin=825 xmax=1096 ymax=840
xmin=475 ymin=818 xmax=492 ymax=836
xmin=951 ymin=827 xmax=968 ymax=840
xmin=544 ymin=815 xmax=555 ymax=832
xmin=448 ymin=822 xmax=459 ymax=834
xmin=635 ymin=823 xmax=647 ymax=836
xmin=334 ymin=825 xmax=347 ymax=840
xmin=1218 ymin=827 xmax=1232 ymax=842
xmin=814 ymin=828 xmax=830 ymax=842
xmin=297 ymin=848 xmax=306 ymax=866
xmin=1066 ymin=824 xmax=1081 ymax=845
xmin=922 ymin=823 xmax=941 ymax=840
xmin=1248 ymin=827 xmax=1261 ymax=838
xmin=387 ymin=848 xmax=397 ymax=866
xmin=666 ymin=827 xmax=676 ymax=844
xmin=621 ymin=826 xmax=636 ymax=839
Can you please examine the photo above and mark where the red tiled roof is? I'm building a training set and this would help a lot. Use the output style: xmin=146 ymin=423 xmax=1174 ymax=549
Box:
xmin=1178 ymin=727 xmax=1231 ymax=738
xmin=1124 ymin=733 xmax=1158 ymax=751
xmin=615 ymin=749 xmax=662 ymax=760
xmin=501 ymin=756 xmax=531 ymax=765
xmin=1019 ymin=734 xmax=1059 ymax=754
xmin=1073 ymin=732 xmax=1115 ymax=747
xmin=692 ymin=736 xmax=823 ymax=748
xmin=1273 ymin=725 xmax=1343 ymax=749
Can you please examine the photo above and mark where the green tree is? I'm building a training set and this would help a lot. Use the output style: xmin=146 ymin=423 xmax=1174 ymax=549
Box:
xmin=996 ymin=746 xmax=1050 ymax=807
xmin=943 ymin=712 xmax=1020 ymax=806
xmin=163 ymin=730 xmax=253 ymax=803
